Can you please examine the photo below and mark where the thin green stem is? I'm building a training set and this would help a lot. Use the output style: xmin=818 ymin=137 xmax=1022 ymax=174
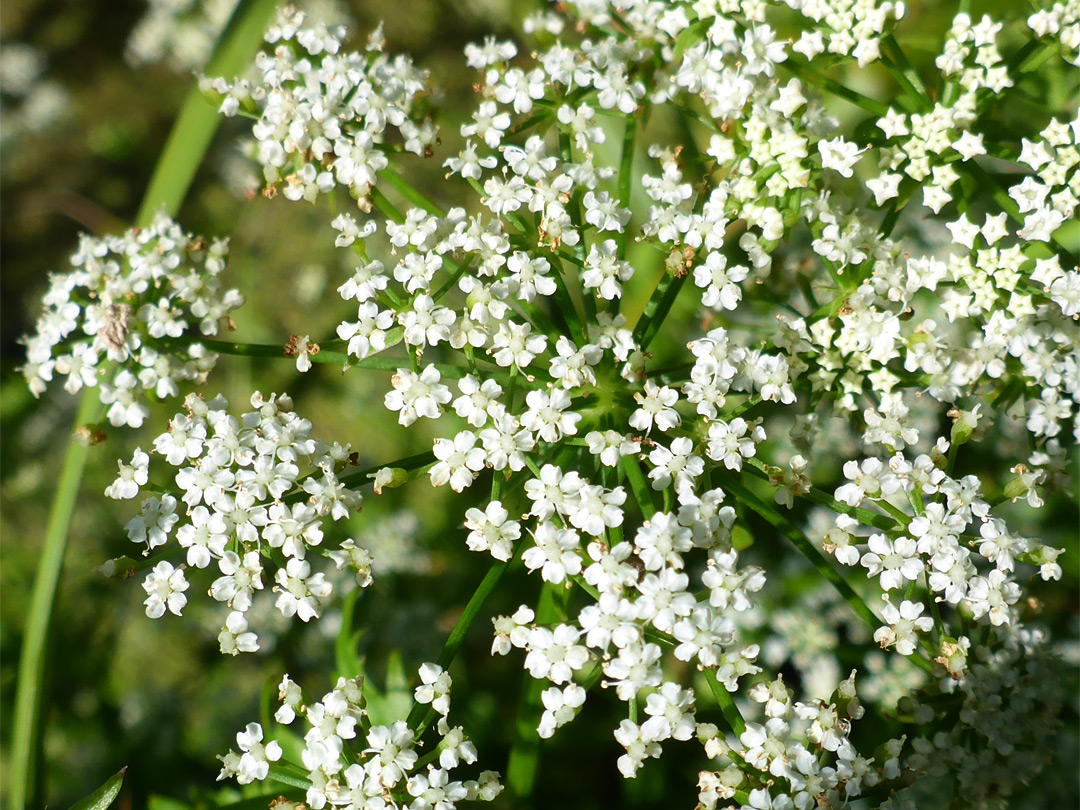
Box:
xmin=744 ymin=458 xmax=897 ymax=532
xmin=406 ymin=558 xmax=512 ymax=735
xmin=506 ymin=583 xmax=563 ymax=797
xmin=705 ymin=673 xmax=746 ymax=737
xmin=616 ymin=115 xmax=637 ymax=263
xmin=370 ymin=186 xmax=406 ymax=224
xmin=10 ymin=391 xmax=101 ymax=810
xmin=136 ymin=0 xmax=279 ymax=225
xmin=881 ymin=35 xmax=931 ymax=111
xmin=780 ymin=61 xmax=891 ymax=117
xmin=634 ymin=271 xmax=687 ymax=351
xmin=621 ymin=456 xmax=657 ymax=519
xmin=380 ymin=166 xmax=445 ymax=217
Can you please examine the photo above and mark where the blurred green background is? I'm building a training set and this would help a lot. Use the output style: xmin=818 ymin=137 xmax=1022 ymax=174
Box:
xmin=1 ymin=1 xmax=1077 ymax=809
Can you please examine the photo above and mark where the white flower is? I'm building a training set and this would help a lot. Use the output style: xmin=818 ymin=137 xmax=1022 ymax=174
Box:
xmin=874 ymin=600 xmax=933 ymax=656
xmin=227 ymin=723 xmax=281 ymax=784
xmin=142 ymin=561 xmax=189 ymax=618
xmin=583 ymin=239 xmax=633 ymax=300
xmin=464 ymin=500 xmax=520 ymax=561
xmin=274 ymin=557 xmax=332 ymax=622
xmin=414 ymin=662 xmax=452 ymax=715
xmin=818 ymin=137 xmax=866 ymax=178
xmin=219 ymin=611 xmax=259 ymax=655
xmin=430 ymin=431 xmax=486 ymax=492
xmin=385 ymin=365 xmax=452 ymax=426
xmin=524 ymin=624 xmax=590 ymax=684
xmin=705 ymin=418 xmax=762 ymax=471
xmin=629 ymin=382 xmax=680 ymax=433
xmin=522 ymin=522 xmax=582 ymax=583
xmin=521 ymin=387 xmax=581 ymax=442
xmin=105 ymin=447 xmax=149 ymax=499
xmin=537 ymin=683 xmax=586 ymax=738
xmin=585 ymin=430 xmax=640 ymax=467
xmin=860 ymin=534 xmax=924 ymax=591
xmin=490 ymin=320 xmax=547 ymax=368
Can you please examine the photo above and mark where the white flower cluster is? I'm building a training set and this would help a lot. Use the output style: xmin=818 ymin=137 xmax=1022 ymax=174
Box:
xmin=1028 ymin=1 xmax=1080 ymax=65
xmin=493 ymin=480 xmax=766 ymax=772
xmin=125 ymin=0 xmax=239 ymax=71
xmin=697 ymin=672 xmax=905 ymax=809
xmin=0 ymin=43 xmax=69 ymax=145
xmin=218 ymin=665 xmax=503 ymax=810
xmin=108 ymin=391 xmax=371 ymax=653
xmin=822 ymin=436 xmax=1064 ymax=669
xmin=19 ymin=211 xmax=243 ymax=427
xmin=780 ymin=0 xmax=907 ymax=67
xmin=903 ymin=626 xmax=1065 ymax=807
xmin=206 ymin=6 xmax=436 ymax=205
xmin=144 ymin=0 xmax=1076 ymax=805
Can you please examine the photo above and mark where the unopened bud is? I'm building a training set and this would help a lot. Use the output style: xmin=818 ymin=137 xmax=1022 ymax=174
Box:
xmin=370 ymin=466 xmax=409 ymax=494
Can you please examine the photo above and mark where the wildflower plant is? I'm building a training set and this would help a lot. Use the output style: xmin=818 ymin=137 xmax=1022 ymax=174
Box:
xmin=12 ymin=1 xmax=1079 ymax=809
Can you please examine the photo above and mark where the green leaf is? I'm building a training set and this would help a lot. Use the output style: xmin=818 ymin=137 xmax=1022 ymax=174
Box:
xmin=672 ymin=17 xmax=709 ymax=64
xmin=364 ymin=651 xmax=414 ymax=727
xmin=334 ymin=587 xmax=364 ymax=680
xmin=67 ymin=767 xmax=126 ymax=810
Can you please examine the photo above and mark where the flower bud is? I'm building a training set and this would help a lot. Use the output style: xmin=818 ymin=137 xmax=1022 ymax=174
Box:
xmin=370 ymin=466 xmax=409 ymax=494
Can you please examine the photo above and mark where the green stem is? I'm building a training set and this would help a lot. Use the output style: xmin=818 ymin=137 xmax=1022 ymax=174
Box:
xmin=780 ymin=61 xmax=891 ymax=117
xmin=705 ymin=673 xmax=746 ymax=737
xmin=370 ymin=187 xmax=406 ymax=224
xmin=506 ymin=583 xmax=564 ymax=797
xmin=881 ymin=35 xmax=931 ymax=111
xmin=381 ymin=166 xmax=445 ymax=217
xmin=621 ymin=456 xmax=657 ymax=519
xmin=744 ymin=457 xmax=897 ymax=532
xmin=615 ymin=115 xmax=637 ymax=263
xmin=10 ymin=391 xmax=101 ymax=810
xmin=10 ymin=3 xmax=279 ymax=807
xmin=406 ymin=558 xmax=511 ymax=735
xmin=634 ymin=271 xmax=687 ymax=351
xmin=136 ymin=0 xmax=279 ymax=225
xmin=266 ymin=764 xmax=313 ymax=790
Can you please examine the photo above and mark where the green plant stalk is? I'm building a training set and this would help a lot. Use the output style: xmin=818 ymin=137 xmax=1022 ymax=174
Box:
xmin=635 ymin=271 xmax=687 ymax=350
xmin=8 ymin=3 xmax=279 ymax=808
xmin=405 ymin=557 xmax=511 ymax=736
xmin=621 ymin=456 xmax=657 ymax=519
xmin=381 ymin=166 xmax=445 ymax=217
xmin=779 ymin=61 xmax=891 ymax=116
xmin=615 ymin=115 xmax=637 ymax=263
xmin=9 ymin=390 xmax=102 ymax=810
xmin=705 ymin=673 xmax=747 ymax=737
xmin=506 ymin=582 xmax=564 ymax=798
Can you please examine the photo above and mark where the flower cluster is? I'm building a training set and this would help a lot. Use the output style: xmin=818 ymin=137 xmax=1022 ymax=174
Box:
xmin=19 ymin=211 xmax=243 ymax=427
xmin=126 ymin=0 xmax=239 ymax=71
xmin=696 ymin=671 xmax=905 ymax=809
xmin=0 ymin=42 xmax=69 ymax=146
xmin=197 ymin=2 xmax=1079 ymax=803
xmin=218 ymin=665 xmax=503 ymax=810
xmin=47 ymin=0 xmax=1074 ymax=805
xmin=106 ymin=391 xmax=370 ymax=653
xmin=206 ymin=6 xmax=436 ymax=205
